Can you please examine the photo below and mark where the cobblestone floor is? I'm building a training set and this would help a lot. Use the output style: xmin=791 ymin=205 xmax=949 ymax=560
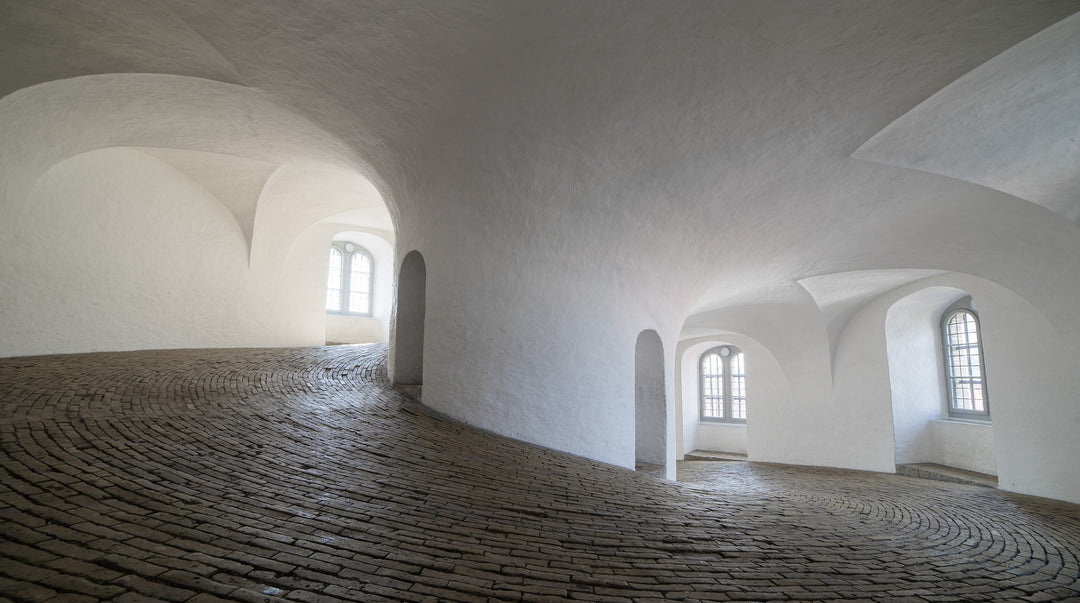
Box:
xmin=1 ymin=345 xmax=1079 ymax=602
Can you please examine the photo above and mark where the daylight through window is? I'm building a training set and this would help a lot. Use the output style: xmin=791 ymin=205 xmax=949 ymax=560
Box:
xmin=942 ymin=309 xmax=989 ymax=419
xmin=327 ymin=241 xmax=373 ymax=316
xmin=700 ymin=346 xmax=746 ymax=423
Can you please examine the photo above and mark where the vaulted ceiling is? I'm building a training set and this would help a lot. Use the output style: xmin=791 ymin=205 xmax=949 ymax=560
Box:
xmin=3 ymin=0 xmax=1078 ymax=323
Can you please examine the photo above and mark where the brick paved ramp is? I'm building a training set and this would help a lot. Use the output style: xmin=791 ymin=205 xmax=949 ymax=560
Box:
xmin=1 ymin=346 xmax=1078 ymax=602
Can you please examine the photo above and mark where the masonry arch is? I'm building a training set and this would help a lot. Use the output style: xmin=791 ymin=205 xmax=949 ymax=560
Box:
xmin=391 ymin=250 xmax=426 ymax=388
xmin=634 ymin=329 xmax=666 ymax=472
xmin=859 ymin=271 xmax=1080 ymax=501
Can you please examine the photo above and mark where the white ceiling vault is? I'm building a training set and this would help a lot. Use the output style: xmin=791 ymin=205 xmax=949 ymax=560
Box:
xmin=4 ymin=2 xmax=1077 ymax=307
xmin=854 ymin=11 xmax=1080 ymax=223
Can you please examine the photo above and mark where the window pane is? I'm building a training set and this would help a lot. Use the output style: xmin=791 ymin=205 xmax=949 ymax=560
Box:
xmin=701 ymin=353 xmax=723 ymax=418
xmin=730 ymin=353 xmax=746 ymax=420
xmin=945 ymin=311 xmax=986 ymax=413
xmin=326 ymin=248 xmax=343 ymax=311
xmin=349 ymin=252 xmax=371 ymax=314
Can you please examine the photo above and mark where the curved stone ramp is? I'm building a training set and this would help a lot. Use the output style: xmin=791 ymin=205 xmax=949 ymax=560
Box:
xmin=0 ymin=345 xmax=1077 ymax=602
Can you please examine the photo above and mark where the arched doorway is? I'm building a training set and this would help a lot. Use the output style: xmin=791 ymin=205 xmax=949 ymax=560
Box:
xmin=635 ymin=329 xmax=666 ymax=472
xmin=391 ymin=250 xmax=425 ymax=390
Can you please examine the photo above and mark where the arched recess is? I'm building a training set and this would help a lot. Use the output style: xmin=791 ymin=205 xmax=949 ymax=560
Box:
xmin=675 ymin=332 xmax=791 ymax=461
xmin=324 ymin=231 xmax=394 ymax=344
xmin=886 ymin=286 xmax=997 ymax=475
xmin=391 ymin=250 xmax=426 ymax=388
xmin=0 ymin=74 xmax=396 ymax=357
xmin=635 ymin=329 xmax=666 ymax=471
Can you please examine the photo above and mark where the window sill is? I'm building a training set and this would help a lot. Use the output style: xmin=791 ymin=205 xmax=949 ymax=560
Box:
xmin=699 ymin=420 xmax=746 ymax=428
xmin=932 ymin=418 xmax=992 ymax=427
xmin=326 ymin=311 xmax=374 ymax=318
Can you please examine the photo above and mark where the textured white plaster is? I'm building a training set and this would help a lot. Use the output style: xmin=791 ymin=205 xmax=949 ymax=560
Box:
xmin=138 ymin=148 xmax=277 ymax=255
xmin=799 ymin=269 xmax=947 ymax=376
xmin=0 ymin=74 xmax=392 ymax=357
xmin=930 ymin=421 xmax=996 ymax=476
xmin=855 ymin=11 xmax=1080 ymax=221
xmin=3 ymin=2 xmax=1080 ymax=502
xmin=886 ymin=287 xmax=962 ymax=466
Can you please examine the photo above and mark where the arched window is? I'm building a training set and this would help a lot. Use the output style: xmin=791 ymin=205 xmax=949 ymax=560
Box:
xmin=326 ymin=241 xmax=373 ymax=316
xmin=942 ymin=308 xmax=989 ymax=419
xmin=700 ymin=345 xmax=746 ymax=423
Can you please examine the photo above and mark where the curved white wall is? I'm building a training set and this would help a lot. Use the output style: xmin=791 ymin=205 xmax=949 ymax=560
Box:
xmin=4 ymin=3 xmax=1080 ymax=504
xmin=885 ymin=287 xmax=958 ymax=466
xmin=0 ymin=75 xmax=393 ymax=358
xmin=390 ymin=250 xmax=426 ymax=387
xmin=2 ymin=148 xmax=289 ymax=354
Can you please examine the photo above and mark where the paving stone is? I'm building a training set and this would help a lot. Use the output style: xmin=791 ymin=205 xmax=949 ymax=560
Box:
xmin=39 ymin=573 xmax=125 ymax=599
xmin=0 ymin=345 xmax=1078 ymax=601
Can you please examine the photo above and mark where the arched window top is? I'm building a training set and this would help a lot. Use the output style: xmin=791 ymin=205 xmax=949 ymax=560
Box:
xmin=327 ymin=241 xmax=373 ymax=317
xmin=700 ymin=345 xmax=746 ymax=423
xmin=942 ymin=307 xmax=989 ymax=420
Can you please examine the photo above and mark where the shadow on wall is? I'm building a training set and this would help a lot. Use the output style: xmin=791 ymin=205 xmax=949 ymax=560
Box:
xmin=391 ymin=250 xmax=426 ymax=387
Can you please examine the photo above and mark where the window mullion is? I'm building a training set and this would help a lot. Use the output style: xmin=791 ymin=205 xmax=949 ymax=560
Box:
xmin=340 ymin=247 xmax=351 ymax=312
xmin=723 ymin=357 xmax=731 ymax=421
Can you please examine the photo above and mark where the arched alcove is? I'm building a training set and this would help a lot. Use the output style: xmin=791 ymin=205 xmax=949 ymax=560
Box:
xmin=675 ymin=332 xmax=791 ymax=462
xmin=886 ymin=286 xmax=997 ymax=475
xmin=634 ymin=329 xmax=666 ymax=471
xmin=391 ymin=250 xmax=426 ymax=388
xmin=323 ymin=231 xmax=394 ymax=344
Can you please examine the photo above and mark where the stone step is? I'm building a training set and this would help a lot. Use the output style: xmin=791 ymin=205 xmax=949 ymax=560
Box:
xmin=683 ymin=449 xmax=748 ymax=462
xmin=897 ymin=462 xmax=998 ymax=488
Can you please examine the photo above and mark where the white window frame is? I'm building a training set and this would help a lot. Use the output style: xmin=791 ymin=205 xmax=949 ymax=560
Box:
xmin=326 ymin=241 xmax=373 ymax=317
xmin=941 ymin=305 xmax=990 ymax=421
xmin=699 ymin=345 xmax=746 ymax=424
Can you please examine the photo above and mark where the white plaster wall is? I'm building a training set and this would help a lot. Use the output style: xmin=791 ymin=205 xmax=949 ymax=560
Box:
xmin=4 ymin=2 xmax=1080 ymax=504
xmin=826 ymin=294 xmax=899 ymax=473
xmin=885 ymin=288 xmax=957 ymax=465
xmin=966 ymin=278 xmax=1077 ymax=501
xmin=930 ymin=421 xmax=996 ymax=476
xmin=0 ymin=148 xmax=398 ymax=356
xmin=0 ymin=75 xmax=393 ymax=358
xmin=325 ymin=316 xmax=382 ymax=345
xmin=695 ymin=424 xmax=748 ymax=457
xmin=389 ymin=250 xmax=426 ymax=387
xmin=1 ymin=148 xmax=285 ymax=354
